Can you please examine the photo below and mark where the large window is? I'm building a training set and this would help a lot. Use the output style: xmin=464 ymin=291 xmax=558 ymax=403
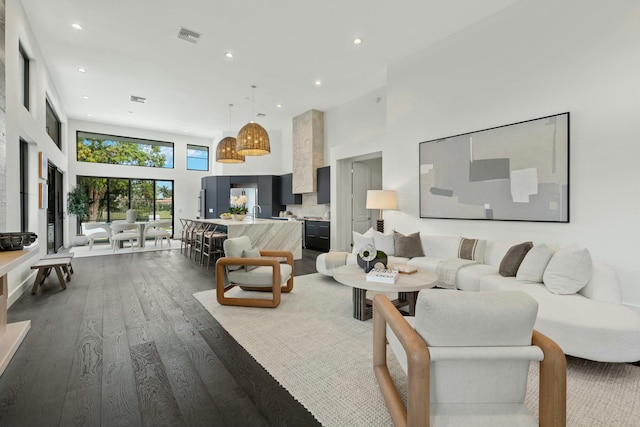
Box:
xmin=19 ymin=44 xmax=30 ymax=110
xmin=77 ymin=131 xmax=174 ymax=168
xmin=77 ymin=176 xmax=173 ymax=224
xmin=45 ymin=99 xmax=61 ymax=148
xmin=187 ymin=144 xmax=209 ymax=171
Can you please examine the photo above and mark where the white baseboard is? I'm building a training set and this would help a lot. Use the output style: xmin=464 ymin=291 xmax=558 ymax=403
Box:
xmin=8 ymin=271 xmax=37 ymax=309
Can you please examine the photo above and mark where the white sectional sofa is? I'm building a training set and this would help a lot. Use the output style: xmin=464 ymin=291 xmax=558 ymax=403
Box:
xmin=316 ymin=233 xmax=640 ymax=363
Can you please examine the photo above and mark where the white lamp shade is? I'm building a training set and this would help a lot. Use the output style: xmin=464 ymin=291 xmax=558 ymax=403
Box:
xmin=366 ymin=190 xmax=398 ymax=210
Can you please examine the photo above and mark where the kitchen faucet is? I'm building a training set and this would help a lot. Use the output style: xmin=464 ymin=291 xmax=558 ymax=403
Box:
xmin=252 ymin=204 xmax=262 ymax=220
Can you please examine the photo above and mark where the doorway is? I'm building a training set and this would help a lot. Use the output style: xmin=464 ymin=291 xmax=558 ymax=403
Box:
xmin=47 ymin=164 xmax=64 ymax=253
xmin=335 ymin=153 xmax=382 ymax=252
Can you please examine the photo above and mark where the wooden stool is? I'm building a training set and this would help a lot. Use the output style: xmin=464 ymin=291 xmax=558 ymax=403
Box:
xmin=31 ymin=257 xmax=73 ymax=294
xmin=42 ymin=252 xmax=75 ymax=274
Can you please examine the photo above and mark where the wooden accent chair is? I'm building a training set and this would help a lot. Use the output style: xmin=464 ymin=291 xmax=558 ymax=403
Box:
xmin=215 ymin=236 xmax=294 ymax=308
xmin=373 ymin=289 xmax=566 ymax=427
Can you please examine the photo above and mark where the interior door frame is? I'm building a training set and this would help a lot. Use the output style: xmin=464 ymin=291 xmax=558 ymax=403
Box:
xmin=335 ymin=151 xmax=382 ymax=252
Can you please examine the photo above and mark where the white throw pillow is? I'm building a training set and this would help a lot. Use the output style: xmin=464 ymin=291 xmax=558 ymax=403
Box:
xmin=516 ymin=243 xmax=554 ymax=283
xmin=372 ymin=229 xmax=395 ymax=256
xmin=352 ymin=228 xmax=374 ymax=255
xmin=543 ymin=246 xmax=593 ymax=294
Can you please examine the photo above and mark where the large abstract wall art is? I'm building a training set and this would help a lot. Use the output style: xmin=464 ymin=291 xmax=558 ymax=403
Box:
xmin=419 ymin=113 xmax=569 ymax=222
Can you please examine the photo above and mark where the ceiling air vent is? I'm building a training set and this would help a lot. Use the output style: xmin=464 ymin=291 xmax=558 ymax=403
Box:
xmin=256 ymin=113 xmax=266 ymax=118
xmin=178 ymin=27 xmax=201 ymax=43
xmin=130 ymin=95 xmax=146 ymax=104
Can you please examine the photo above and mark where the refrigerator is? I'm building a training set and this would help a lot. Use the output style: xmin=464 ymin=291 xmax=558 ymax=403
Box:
xmin=230 ymin=187 xmax=258 ymax=214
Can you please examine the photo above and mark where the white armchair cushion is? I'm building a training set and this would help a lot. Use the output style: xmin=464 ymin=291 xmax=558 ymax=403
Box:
xmin=414 ymin=289 xmax=538 ymax=347
xmin=228 ymin=263 xmax=293 ymax=287
xmin=543 ymin=246 xmax=592 ymax=294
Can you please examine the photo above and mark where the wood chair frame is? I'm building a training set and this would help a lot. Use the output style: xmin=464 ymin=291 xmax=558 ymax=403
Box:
xmin=372 ymin=294 xmax=567 ymax=427
xmin=215 ymin=250 xmax=294 ymax=308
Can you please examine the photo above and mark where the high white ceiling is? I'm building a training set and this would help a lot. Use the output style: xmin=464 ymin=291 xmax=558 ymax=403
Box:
xmin=20 ymin=0 xmax=519 ymax=139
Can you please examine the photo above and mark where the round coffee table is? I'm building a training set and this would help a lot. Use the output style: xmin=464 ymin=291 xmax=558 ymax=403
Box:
xmin=333 ymin=264 xmax=438 ymax=321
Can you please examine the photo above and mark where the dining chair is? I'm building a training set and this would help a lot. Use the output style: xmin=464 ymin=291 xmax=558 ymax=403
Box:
xmin=84 ymin=222 xmax=112 ymax=250
xmin=143 ymin=220 xmax=172 ymax=247
xmin=110 ymin=222 xmax=140 ymax=252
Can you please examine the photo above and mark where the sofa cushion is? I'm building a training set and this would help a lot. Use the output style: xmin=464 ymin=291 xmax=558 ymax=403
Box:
xmin=242 ymin=247 xmax=262 ymax=271
xmin=499 ymin=241 xmax=533 ymax=277
xmin=458 ymin=238 xmax=486 ymax=261
xmin=352 ymin=228 xmax=374 ymax=255
xmin=516 ymin=243 xmax=554 ymax=283
xmin=407 ymin=256 xmax=443 ymax=272
xmin=456 ymin=264 xmax=499 ymax=292
xmin=543 ymin=246 xmax=592 ymax=294
xmin=372 ymin=229 xmax=395 ymax=256
xmin=483 ymin=240 xmax=516 ymax=267
xmin=420 ymin=235 xmax=461 ymax=259
xmin=578 ymin=261 xmax=622 ymax=304
xmin=228 ymin=263 xmax=293 ymax=287
xmin=394 ymin=231 xmax=424 ymax=258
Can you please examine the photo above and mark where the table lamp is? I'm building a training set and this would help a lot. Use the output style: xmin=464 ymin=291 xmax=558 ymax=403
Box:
xmin=366 ymin=190 xmax=398 ymax=233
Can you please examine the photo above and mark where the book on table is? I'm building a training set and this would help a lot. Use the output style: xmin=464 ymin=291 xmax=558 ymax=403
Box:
xmin=366 ymin=268 xmax=399 ymax=284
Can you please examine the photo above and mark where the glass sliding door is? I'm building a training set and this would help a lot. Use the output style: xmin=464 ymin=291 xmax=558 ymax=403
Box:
xmin=108 ymin=178 xmax=130 ymax=221
xmin=131 ymin=179 xmax=154 ymax=221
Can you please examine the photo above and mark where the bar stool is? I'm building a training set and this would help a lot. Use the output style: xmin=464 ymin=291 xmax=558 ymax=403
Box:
xmin=201 ymin=226 xmax=227 ymax=269
xmin=179 ymin=219 xmax=193 ymax=255
xmin=192 ymin=222 xmax=212 ymax=263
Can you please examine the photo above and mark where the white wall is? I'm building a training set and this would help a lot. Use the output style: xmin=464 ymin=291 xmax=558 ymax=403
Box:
xmin=327 ymin=0 xmax=640 ymax=307
xmin=68 ymin=119 xmax=212 ymax=241
xmin=4 ymin=0 xmax=69 ymax=304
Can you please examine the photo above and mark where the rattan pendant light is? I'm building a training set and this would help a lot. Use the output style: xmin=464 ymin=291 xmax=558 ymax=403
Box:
xmin=236 ymin=85 xmax=270 ymax=156
xmin=216 ymin=104 xmax=245 ymax=163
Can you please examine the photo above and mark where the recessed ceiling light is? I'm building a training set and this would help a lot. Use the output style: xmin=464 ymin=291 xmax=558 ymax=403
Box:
xmin=314 ymin=80 xmax=322 ymax=86
xmin=71 ymin=23 xmax=83 ymax=30
xmin=353 ymin=37 xmax=363 ymax=45
xmin=77 ymin=67 xmax=87 ymax=73
xmin=183 ymin=130 xmax=189 ymax=133
xmin=225 ymin=51 xmax=233 ymax=59
xmin=87 ymin=113 xmax=92 ymax=117
xmin=276 ymin=103 xmax=283 ymax=109
xmin=82 ymin=95 xmax=90 ymax=99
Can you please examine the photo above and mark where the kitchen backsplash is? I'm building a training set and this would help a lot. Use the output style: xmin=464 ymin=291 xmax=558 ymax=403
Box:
xmin=286 ymin=193 xmax=330 ymax=219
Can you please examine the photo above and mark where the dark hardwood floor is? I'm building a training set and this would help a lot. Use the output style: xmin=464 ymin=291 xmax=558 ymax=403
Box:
xmin=0 ymin=247 xmax=324 ymax=426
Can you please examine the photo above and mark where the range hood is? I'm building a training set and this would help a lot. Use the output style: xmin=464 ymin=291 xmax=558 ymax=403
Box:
xmin=292 ymin=109 xmax=324 ymax=193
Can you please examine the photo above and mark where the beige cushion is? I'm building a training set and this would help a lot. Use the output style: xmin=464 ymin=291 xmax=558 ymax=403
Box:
xmin=228 ymin=263 xmax=293 ymax=287
xmin=543 ymin=246 xmax=592 ymax=294
xmin=516 ymin=243 xmax=554 ymax=283
xmin=242 ymin=247 xmax=261 ymax=272
xmin=223 ymin=236 xmax=252 ymax=271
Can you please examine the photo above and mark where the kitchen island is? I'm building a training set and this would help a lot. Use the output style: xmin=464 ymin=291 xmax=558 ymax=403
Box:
xmin=198 ymin=218 xmax=303 ymax=260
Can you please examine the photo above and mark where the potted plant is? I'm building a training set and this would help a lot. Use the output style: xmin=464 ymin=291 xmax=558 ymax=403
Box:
xmin=67 ymin=185 xmax=92 ymax=246
xmin=229 ymin=195 xmax=249 ymax=221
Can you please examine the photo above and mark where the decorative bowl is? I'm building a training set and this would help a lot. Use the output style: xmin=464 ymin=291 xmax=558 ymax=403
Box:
xmin=220 ymin=213 xmax=232 ymax=219
xmin=0 ymin=232 xmax=38 ymax=251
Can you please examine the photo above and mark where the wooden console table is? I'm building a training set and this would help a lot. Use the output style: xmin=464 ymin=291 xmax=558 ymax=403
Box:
xmin=0 ymin=248 xmax=39 ymax=376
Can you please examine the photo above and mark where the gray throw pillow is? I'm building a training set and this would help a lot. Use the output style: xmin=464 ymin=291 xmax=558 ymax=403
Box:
xmin=393 ymin=232 xmax=424 ymax=258
xmin=499 ymin=241 xmax=534 ymax=277
xmin=242 ymin=247 xmax=262 ymax=272
xmin=458 ymin=237 xmax=486 ymax=261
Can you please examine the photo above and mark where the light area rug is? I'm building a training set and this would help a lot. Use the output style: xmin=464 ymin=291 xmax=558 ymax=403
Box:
xmin=69 ymin=239 xmax=181 ymax=258
xmin=194 ymin=273 xmax=640 ymax=427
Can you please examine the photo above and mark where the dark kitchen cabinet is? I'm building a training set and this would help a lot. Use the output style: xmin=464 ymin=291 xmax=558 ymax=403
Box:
xmin=317 ymin=166 xmax=330 ymax=204
xmin=280 ymin=173 xmax=302 ymax=205
xmin=202 ymin=175 xmax=285 ymax=219
xmin=305 ymin=220 xmax=330 ymax=252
